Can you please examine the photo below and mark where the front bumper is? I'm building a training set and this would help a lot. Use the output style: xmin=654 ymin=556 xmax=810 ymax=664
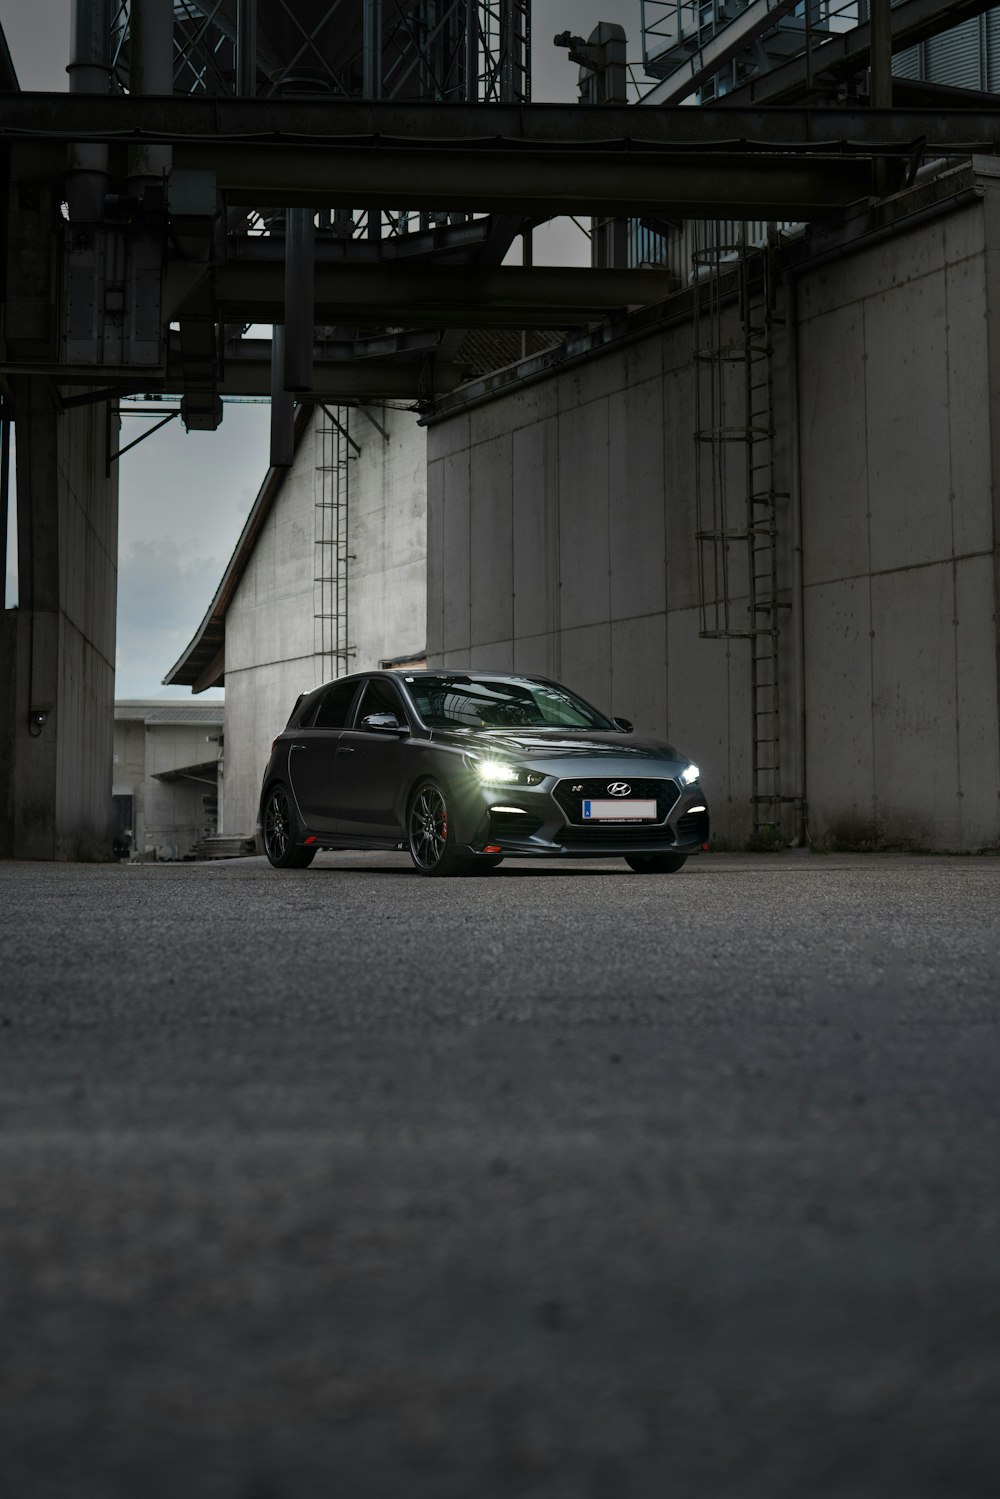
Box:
xmin=461 ymin=774 xmax=709 ymax=859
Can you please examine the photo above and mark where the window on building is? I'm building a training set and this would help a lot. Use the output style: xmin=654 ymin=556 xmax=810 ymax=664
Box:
xmin=313 ymin=679 xmax=361 ymax=729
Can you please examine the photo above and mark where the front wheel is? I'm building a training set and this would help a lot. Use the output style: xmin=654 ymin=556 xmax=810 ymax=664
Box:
xmin=625 ymin=852 xmax=688 ymax=874
xmin=262 ymin=783 xmax=316 ymax=869
xmin=407 ymin=781 xmax=474 ymax=877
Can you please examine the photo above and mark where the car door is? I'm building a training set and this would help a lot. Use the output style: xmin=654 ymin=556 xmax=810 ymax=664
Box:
xmin=332 ymin=677 xmax=411 ymax=840
xmin=287 ymin=678 xmax=362 ymax=833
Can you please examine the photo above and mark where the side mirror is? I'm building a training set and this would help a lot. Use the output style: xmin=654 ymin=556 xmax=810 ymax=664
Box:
xmin=613 ymin=716 xmax=634 ymax=734
xmin=361 ymin=712 xmax=405 ymax=734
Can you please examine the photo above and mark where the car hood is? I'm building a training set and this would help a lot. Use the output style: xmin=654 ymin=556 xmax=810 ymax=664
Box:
xmin=430 ymin=728 xmax=686 ymax=768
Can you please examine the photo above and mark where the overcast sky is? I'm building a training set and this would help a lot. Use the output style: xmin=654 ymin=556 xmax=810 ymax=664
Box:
xmin=1 ymin=0 xmax=646 ymax=698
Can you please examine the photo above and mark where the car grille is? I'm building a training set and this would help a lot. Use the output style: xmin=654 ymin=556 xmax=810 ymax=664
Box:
xmin=489 ymin=810 xmax=544 ymax=839
xmin=676 ymin=810 xmax=710 ymax=843
xmin=556 ymin=823 xmax=680 ymax=847
xmin=553 ymin=777 xmax=679 ymax=826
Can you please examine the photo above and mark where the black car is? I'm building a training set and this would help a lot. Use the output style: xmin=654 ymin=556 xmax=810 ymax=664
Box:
xmin=257 ymin=670 xmax=709 ymax=877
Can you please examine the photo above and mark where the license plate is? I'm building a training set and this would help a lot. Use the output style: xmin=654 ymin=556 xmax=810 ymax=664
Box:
xmin=582 ymin=799 xmax=657 ymax=821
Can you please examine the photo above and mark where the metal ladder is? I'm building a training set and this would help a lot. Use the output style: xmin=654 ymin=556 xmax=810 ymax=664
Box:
xmin=314 ymin=407 xmax=356 ymax=684
xmin=693 ymin=225 xmax=788 ymax=834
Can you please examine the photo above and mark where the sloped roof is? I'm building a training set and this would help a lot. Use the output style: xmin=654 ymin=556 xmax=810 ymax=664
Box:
xmin=115 ymin=700 xmax=225 ymax=725
xmin=162 ymin=404 xmax=312 ymax=692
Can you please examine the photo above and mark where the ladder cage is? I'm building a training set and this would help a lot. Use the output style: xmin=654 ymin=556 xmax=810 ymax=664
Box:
xmin=691 ymin=220 xmax=790 ymax=832
xmin=314 ymin=407 xmax=356 ymax=684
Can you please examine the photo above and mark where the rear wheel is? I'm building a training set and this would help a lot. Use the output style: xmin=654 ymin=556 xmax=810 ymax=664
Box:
xmin=625 ymin=852 xmax=688 ymax=874
xmin=408 ymin=781 xmax=474 ymax=877
xmin=262 ymin=783 xmax=316 ymax=869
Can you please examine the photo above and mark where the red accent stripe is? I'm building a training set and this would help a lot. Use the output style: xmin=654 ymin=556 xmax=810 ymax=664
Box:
xmin=304 ymin=836 xmax=317 ymax=845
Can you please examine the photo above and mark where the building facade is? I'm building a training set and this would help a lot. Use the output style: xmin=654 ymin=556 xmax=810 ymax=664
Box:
xmin=424 ymin=163 xmax=1000 ymax=852
xmin=165 ymin=403 xmax=427 ymax=837
xmin=113 ymin=701 xmax=224 ymax=860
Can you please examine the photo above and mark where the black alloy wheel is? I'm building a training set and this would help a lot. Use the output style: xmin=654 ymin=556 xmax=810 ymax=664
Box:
xmin=263 ymin=783 xmax=316 ymax=869
xmin=408 ymin=781 xmax=473 ymax=877
xmin=624 ymin=852 xmax=688 ymax=874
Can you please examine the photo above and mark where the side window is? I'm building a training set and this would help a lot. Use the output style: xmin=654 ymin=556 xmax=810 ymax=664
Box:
xmin=313 ymin=679 xmax=360 ymax=730
xmin=355 ymin=678 xmax=408 ymax=728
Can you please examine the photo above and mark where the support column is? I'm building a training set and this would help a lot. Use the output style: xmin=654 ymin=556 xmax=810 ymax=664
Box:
xmin=0 ymin=378 xmax=119 ymax=860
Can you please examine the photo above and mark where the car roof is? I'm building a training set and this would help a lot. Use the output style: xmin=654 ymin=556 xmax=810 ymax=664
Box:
xmin=311 ymin=669 xmax=553 ymax=691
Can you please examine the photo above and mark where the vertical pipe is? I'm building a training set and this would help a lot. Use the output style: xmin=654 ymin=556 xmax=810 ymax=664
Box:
xmin=804 ymin=0 xmax=813 ymax=93
xmin=364 ymin=0 xmax=382 ymax=245
xmin=784 ymin=275 xmax=808 ymax=847
xmin=521 ymin=226 xmax=532 ymax=360
xmin=870 ymin=0 xmax=892 ymax=193
xmin=0 ymin=399 xmax=10 ymax=609
xmin=236 ymin=0 xmax=257 ymax=97
xmin=128 ymin=0 xmax=173 ymax=189
xmin=870 ymin=0 xmax=892 ymax=108
xmin=284 ymin=209 xmax=315 ymax=393
xmin=66 ymin=0 xmax=110 ymax=220
xmin=465 ymin=0 xmax=478 ymax=101
xmin=269 ymin=328 xmax=295 ymax=467
xmin=363 ymin=0 xmax=382 ymax=99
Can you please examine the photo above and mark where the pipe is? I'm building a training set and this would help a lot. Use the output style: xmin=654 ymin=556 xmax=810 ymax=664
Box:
xmin=66 ymin=0 xmax=110 ymax=220
xmin=269 ymin=327 xmax=295 ymax=466
xmin=0 ymin=398 xmax=10 ymax=609
xmin=236 ymin=0 xmax=257 ymax=98
xmin=283 ymin=209 xmax=315 ymax=393
xmin=783 ymin=274 xmax=808 ymax=847
xmin=127 ymin=0 xmax=173 ymax=190
xmin=363 ymin=0 xmax=381 ymax=100
xmin=466 ymin=0 xmax=478 ymax=102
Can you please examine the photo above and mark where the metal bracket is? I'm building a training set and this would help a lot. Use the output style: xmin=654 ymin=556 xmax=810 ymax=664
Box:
xmin=109 ymin=410 xmax=180 ymax=463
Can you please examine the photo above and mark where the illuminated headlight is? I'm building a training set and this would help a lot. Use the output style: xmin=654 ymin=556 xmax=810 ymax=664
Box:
xmin=473 ymin=759 xmax=544 ymax=787
xmin=680 ymin=763 xmax=700 ymax=787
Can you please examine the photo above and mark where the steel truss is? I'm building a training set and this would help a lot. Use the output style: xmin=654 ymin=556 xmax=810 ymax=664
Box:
xmin=109 ymin=1 xmax=528 ymax=104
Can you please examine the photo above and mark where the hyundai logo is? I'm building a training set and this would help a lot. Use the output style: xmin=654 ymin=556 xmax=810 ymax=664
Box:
xmin=607 ymin=782 xmax=631 ymax=797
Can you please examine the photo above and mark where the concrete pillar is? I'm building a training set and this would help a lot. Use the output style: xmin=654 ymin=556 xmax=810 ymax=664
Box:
xmin=0 ymin=379 xmax=118 ymax=860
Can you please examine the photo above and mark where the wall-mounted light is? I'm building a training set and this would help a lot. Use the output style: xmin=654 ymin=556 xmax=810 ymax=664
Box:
xmin=28 ymin=708 xmax=51 ymax=738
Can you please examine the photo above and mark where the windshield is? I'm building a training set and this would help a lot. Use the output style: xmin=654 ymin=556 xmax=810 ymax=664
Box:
xmin=404 ymin=675 xmax=615 ymax=732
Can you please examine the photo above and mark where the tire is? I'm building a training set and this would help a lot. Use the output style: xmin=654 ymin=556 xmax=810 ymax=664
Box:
xmin=407 ymin=780 xmax=474 ymax=877
xmin=262 ymin=782 xmax=316 ymax=869
xmin=625 ymin=852 xmax=688 ymax=874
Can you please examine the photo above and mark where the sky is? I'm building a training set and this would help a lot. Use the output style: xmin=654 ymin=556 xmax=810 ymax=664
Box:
xmin=1 ymin=0 xmax=647 ymax=698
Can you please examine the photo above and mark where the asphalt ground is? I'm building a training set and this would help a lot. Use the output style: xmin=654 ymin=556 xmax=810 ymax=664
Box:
xmin=1 ymin=849 xmax=998 ymax=1499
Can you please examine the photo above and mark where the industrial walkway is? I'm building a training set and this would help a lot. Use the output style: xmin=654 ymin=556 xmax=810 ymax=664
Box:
xmin=1 ymin=852 xmax=998 ymax=1497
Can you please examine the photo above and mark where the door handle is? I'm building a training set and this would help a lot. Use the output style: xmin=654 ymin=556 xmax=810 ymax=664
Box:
xmin=336 ymin=745 xmax=354 ymax=755
xmin=290 ymin=743 xmax=305 ymax=752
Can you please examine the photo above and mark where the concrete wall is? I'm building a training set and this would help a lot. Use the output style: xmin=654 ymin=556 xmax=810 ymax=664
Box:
xmin=0 ymin=381 xmax=118 ymax=860
xmin=223 ymin=404 xmax=427 ymax=834
xmin=426 ymin=332 xmax=760 ymax=847
xmin=797 ymin=196 xmax=1000 ymax=850
xmin=426 ymin=189 xmax=1000 ymax=851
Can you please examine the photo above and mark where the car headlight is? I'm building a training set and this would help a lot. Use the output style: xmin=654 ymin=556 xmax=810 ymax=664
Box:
xmin=680 ymin=763 xmax=700 ymax=786
xmin=472 ymin=758 xmax=544 ymax=787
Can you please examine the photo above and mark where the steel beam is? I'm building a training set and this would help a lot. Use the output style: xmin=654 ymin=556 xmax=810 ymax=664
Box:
xmin=204 ymin=263 xmax=681 ymax=328
xmin=1 ymin=94 xmax=997 ymax=151
xmin=195 ymin=355 xmax=463 ymax=399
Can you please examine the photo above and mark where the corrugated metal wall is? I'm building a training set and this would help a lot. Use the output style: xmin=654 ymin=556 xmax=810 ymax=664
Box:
xmin=893 ymin=9 xmax=1000 ymax=90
